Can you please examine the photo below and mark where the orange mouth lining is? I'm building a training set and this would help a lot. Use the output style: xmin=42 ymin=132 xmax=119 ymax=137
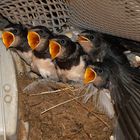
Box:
xmin=49 ymin=40 xmax=61 ymax=59
xmin=84 ymin=67 xmax=97 ymax=84
xmin=27 ymin=31 xmax=40 ymax=50
xmin=2 ymin=31 xmax=15 ymax=48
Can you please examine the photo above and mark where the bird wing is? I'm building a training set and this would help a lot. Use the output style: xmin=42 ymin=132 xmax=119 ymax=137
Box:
xmin=110 ymin=66 xmax=140 ymax=140
xmin=121 ymin=40 xmax=140 ymax=53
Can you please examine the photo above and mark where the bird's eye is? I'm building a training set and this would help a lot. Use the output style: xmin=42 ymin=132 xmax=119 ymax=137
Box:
xmin=14 ymin=29 xmax=18 ymax=33
xmin=13 ymin=29 xmax=19 ymax=34
xmin=89 ymin=35 xmax=94 ymax=40
xmin=60 ymin=39 xmax=66 ymax=45
xmin=97 ymin=68 xmax=103 ymax=74
xmin=39 ymin=30 xmax=44 ymax=34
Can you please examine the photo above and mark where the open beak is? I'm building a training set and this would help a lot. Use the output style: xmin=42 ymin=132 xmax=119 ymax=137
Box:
xmin=84 ymin=67 xmax=96 ymax=84
xmin=2 ymin=31 xmax=15 ymax=48
xmin=27 ymin=31 xmax=40 ymax=50
xmin=77 ymin=35 xmax=89 ymax=43
xmin=49 ymin=40 xmax=61 ymax=60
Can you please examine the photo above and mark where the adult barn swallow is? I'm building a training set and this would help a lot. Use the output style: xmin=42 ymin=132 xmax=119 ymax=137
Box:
xmin=84 ymin=52 xmax=140 ymax=140
xmin=49 ymin=35 xmax=90 ymax=83
xmin=2 ymin=23 xmax=32 ymax=65
xmin=27 ymin=26 xmax=59 ymax=81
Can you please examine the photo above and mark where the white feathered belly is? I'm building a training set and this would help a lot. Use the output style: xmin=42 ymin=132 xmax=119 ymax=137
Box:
xmin=57 ymin=57 xmax=85 ymax=82
xmin=32 ymin=56 xmax=58 ymax=80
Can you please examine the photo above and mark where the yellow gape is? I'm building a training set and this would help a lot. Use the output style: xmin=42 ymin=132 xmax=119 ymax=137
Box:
xmin=49 ymin=40 xmax=61 ymax=60
xmin=27 ymin=31 xmax=40 ymax=50
xmin=84 ymin=67 xmax=97 ymax=84
xmin=2 ymin=31 xmax=15 ymax=48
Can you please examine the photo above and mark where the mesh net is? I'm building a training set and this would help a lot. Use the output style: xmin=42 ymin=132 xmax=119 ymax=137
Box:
xmin=1 ymin=0 xmax=140 ymax=41
xmin=68 ymin=0 xmax=140 ymax=42
xmin=0 ymin=0 xmax=70 ymax=32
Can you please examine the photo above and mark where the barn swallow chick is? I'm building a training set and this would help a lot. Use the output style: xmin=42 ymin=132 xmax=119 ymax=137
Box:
xmin=49 ymin=35 xmax=90 ymax=83
xmin=83 ymin=63 xmax=114 ymax=119
xmin=84 ymin=59 xmax=140 ymax=140
xmin=27 ymin=26 xmax=59 ymax=81
xmin=77 ymin=30 xmax=111 ymax=63
xmin=78 ymin=30 xmax=140 ymax=67
xmin=2 ymin=23 xmax=32 ymax=65
xmin=84 ymin=63 xmax=109 ymax=87
xmin=77 ymin=30 xmax=104 ymax=54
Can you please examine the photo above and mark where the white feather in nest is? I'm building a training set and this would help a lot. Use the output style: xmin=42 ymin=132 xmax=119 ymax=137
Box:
xmin=124 ymin=51 xmax=140 ymax=67
xmin=83 ymin=84 xmax=115 ymax=119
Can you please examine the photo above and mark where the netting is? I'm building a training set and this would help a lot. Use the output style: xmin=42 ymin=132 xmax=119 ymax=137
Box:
xmin=68 ymin=0 xmax=140 ymax=42
xmin=0 ymin=0 xmax=70 ymax=32
xmin=1 ymin=0 xmax=140 ymax=41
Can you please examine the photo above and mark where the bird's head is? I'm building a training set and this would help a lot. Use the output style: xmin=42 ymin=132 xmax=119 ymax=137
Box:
xmin=27 ymin=26 xmax=52 ymax=51
xmin=2 ymin=24 xmax=26 ymax=49
xmin=49 ymin=35 xmax=76 ymax=60
xmin=77 ymin=30 xmax=103 ymax=53
xmin=84 ymin=63 xmax=109 ymax=88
